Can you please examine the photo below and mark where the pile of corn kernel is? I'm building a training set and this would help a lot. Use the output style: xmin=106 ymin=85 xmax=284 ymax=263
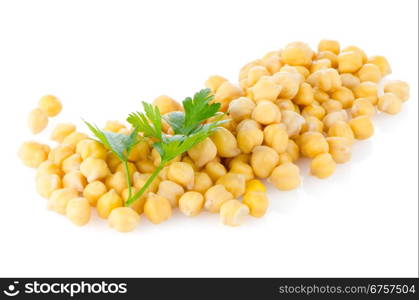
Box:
xmin=19 ymin=40 xmax=410 ymax=232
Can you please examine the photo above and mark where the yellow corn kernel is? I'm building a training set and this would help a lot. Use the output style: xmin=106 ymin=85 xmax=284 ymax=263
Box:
xmin=48 ymin=188 xmax=79 ymax=214
xmin=310 ymin=153 xmax=336 ymax=179
xmin=66 ymin=197 xmax=91 ymax=226
xmin=245 ymin=179 xmax=266 ymax=194
xmin=349 ymin=116 xmax=374 ymax=140
xmin=327 ymin=137 xmax=352 ymax=164
xmin=353 ymin=82 xmax=378 ymax=105
xmin=204 ymin=184 xmax=234 ymax=213
xmin=243 ymin=191 xmax=268 ymax=218
xmin=280 ymin=41 xmax=314 ymax=66
xmin=179 ymin=191 xmax=204 ymax=217
xmin=83 ymin=181 xmax=107 ymax=206
xmin=144 ymin=192 xmax=172 ymax=224
xmin=220 ymin=199 xmax=249 ymax=226
xmin=108 ymin=207 xmax=140 ymax=232
xmin=268 ymin=163 xmax=301 ymax=190
xmin=384 ymin=80 xmax=410 ymax=102
xmin=327 ymin=121 xmax=355 ymax=140
xmin=36 ymin=174 xmax=62 ymax=199
xmin=38 ymin=95 xmax=62 ymax=117
xmin=28 ymin=108 xmax=48 ymax=134
xmin=19 ymin=141 xmax=49 ymax=168
xmin=152 ymin=95 xmax=181 ymax=115
xmin=351 ymin=98 xmax=375 ymax=117
xmin=377 ymin=93 xmax=402 ymax=114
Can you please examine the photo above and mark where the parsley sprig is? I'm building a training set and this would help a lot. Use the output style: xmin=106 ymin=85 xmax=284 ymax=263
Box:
xmin=85 ymin=88 xmax=226 ymax=207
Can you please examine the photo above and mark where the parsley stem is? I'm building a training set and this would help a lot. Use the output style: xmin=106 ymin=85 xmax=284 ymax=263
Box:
xmin=125 ymin=160 xmax=166 ymax=207
xmin=123 ymin=160 xmax=132 ymax=200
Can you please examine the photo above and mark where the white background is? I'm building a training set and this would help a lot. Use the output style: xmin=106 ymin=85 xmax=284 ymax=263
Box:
xmin=0 ymin=0 xmax=417 ymax=277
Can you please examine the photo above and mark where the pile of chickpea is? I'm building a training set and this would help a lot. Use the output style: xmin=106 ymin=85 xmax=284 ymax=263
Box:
xmin=19 ymin=40 xmax=410 ymax=232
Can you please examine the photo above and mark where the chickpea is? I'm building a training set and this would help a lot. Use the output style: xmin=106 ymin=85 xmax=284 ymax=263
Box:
xmin=349 ymin=116 xmax=374 ymax=140
xmin=357 ymin=63 xmax=381 ymax=83
xmin=204 ymin=161 xmax=227 ymax=182
xmin=228 ymin=97 xmax=256 ymax=122
xmin=80 ymin=157 xmax=110 ymax=183
xmin=351 ymin=98 xmax=375 ymax=117
xmin=302 ymin=102 xmax=326 ymax=119
xmin=229 ymin=161 xmax=254 ymax=181
xmin=250 ymin=146 xmax=279 ymax=178
xmin=236 ymin=119 xmax=261 ymax=132
xmin=204 ymin=184 xmax=234 ymax=213
xmin=245 ymin=179 xmax=267 ymax=193
xmin=157 ymin=180 xmax=184 ymax=207
xmin=144 ymin=192 xmax=172 ymax=224
xmin=384 ymin=80 xmax=410 ymax=102
xmin=322 ymin=99 xmax=343 ymax=114
xmin=278 ymin=152 xmax=293 ymax=164
xmin=187 ymin=138 xmax=217 ymax=168
xmin=106 ymin=171 xmax=128 ymax=194
xmin=167 ymin=162 xmax=194 ymax=189
xmin=121 ymin=187 xmax=145 ymax=214
xmin=263 ymin=123 xmax=288 ymax=153
xmin=152 ymin=95 xmax=181 ymax=115
xmin=237 ymin=124 xmax=264 ymax=154
xmin=243 ymin=191 xmax=269 ymax=218
xmin=48 ymin=188 xmax=79 ymax=214
xmin=66 ymin=197 xmax=91 ymax=226
xmin=313 ymin=87 xmax=330 ymax=103
xmin=310 ymin=153 xmax=336 ymax=179
xmin=340 ymin=73 xmax=361 ymax=89
xmin=377 ymin=93 xmax=402 ymax=115
xmin=133 ymin=172 xmax=160 ymax=194
xmin=332 ymin=87 xmax=355 ymax=109
xmin=277 ymin=99 xmax=296 ymax=112
xmin=220 ymin=199 xmax=249 ymax=226
xmin=310 ymin=59 xmax=331 ymax=73
xmin=286 ymin=139 xmax=300 ymax=162
xmin=36 ymin=161 xmax=63 ymax=178
xmin=83 ymin=181 xmax=107 ymax=206
xmin=337 ymin=51 xmax=363 ymax=73
xmin=281 ymin=110 xmax=305 ymax=137
xmin=118 ymin=128 xmax=130 ymax=135
xmin=76 ymin=139 xmax=107 ymax=160
xmin=97 ymin=189 xmax=123 ymax=219
xmin=128 ymin=140 xmax=150 ymax=161
xmin=342 ymin=45 xmax=367 ymax=63
xmin=115 ymin=162 xmax=137 ymax=179
xmin=318 ymin=39 xmax=340 ymax=54
xmin=239 ymin=59 xmax=263 ymax=81
xmin=327 ymin=137 xmax=352 ymax=164
xmin=38 ymin=95 xmax=62 ymax=117
xmin=63 ymin=170 xmax=87 ymax=192
xmin=181 ymin=156 xmax=199 ymax=172
xmin=246 ymin=66 xmax=270 ymax=87
xmin=106 ymin=152 xmax=121 ymax=172
xmin=250 ymin=76 xmax=282 ymax=102
xmin=353 ymin=82 xmax=378 ymax=105
xmin=301 ymin=116 xmax=324 ymax=134
xmin=269 ymin=162 xmax=301 ymax=190
xmin=299 ymin=132 xmax=329 ymax=158
xmin=279 ymin=66 xmax=305 ymax=84
xmin=205 ymin=75 xmax=228 ymax=93
xmin=272 ymin=72 xmax=300 ymax=99
xmin=327 ymin=121 xmax=355 ymax=140
xmin=322 ymin=110 xmax=348 ymax=130
xmin=28 ymin=108 xmax=48 ymax=134
xmin=312 ymin=68 xmax=342 ymax=92
xmin=367 ymin=55 xmax=391 ymax=76
xmin=262 ymin=54 xmax=282 ymax=74
xmin=62 ymin=132 xmax=89 ymax=149
xmin=135 ymin=159 xmax=156 ymax=173
xmin=294 ymin=82 xmax=314 ymax=106
xmin=108 ymin=207 xmax=140 ymax=232
xmin=51 ymin=123 xmax=76 ymax=143
xmin=103 ymin=121 xmax=126 ymax=133
xmin=213 ymin=81 xmax=244 ymax=111
xmin=251 ymin=100 xmax=281 ymax=125
xmin=316 ymin=51 xmax=338 ymax=68
xmin=19 ymin=141 xmax=49 ymax=168
xmin=62 ymin=153 xmax=82 ymax=173
xmin=210 ymin=127 xmax=240 ymax=157
xmin=36 ymin=174 xmax=62 ymax=199
xmin=208 ymin=112 xmax=237 ymax=133
xmin=48 ymin=145 xmax=74 ymax=166
xmin=280 ymin=41 xmax=314 ymax=66
xmin=178 ymin=191 xmax=204 ymax=217
xmin=216 ymin=173 xmax=246 ymax=198
xmin=192 ymin=172 xmax=213 ymax=194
